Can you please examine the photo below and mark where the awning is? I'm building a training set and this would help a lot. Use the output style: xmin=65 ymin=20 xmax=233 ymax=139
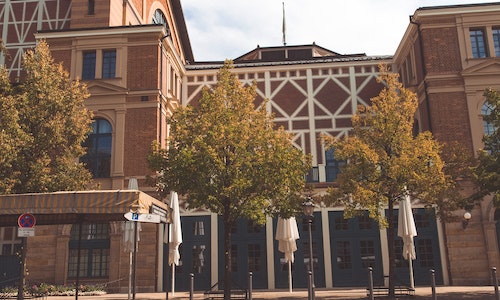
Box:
xmin=0 ymin=190 xmax=170 ymax=226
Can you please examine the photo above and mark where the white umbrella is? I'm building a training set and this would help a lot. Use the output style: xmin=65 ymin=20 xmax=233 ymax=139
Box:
xmin=275 ymin=217 xmax=300 ymax=293
xmin=397 ymin=193 xmax=417 ymax=289
xmin=168 ymin=191 xmax=182 ymax=295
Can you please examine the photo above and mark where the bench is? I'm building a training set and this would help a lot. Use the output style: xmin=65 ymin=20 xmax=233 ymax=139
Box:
xmin=366 ymin=275 xmax=415 ymax=297
xmin=367 ymin=286 xmax=415 ymax=297
xmin=204 ymin=282 xmax=247 ymax=300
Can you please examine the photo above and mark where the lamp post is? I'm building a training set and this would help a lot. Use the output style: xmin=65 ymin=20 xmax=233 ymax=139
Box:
xmin=302 ymin=197 xmax=315 ymax=300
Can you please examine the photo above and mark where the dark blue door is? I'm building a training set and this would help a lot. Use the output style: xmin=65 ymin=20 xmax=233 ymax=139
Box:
xmin=274 ymin=213 xmax=325 ymax=289
xmin=394 ymin=208 xmax=443 ymax=286
xmin=329 ymin=211 xmax=383 ymax=286
xmin=218 ymin=218 xmax=267 ymax=290
xmin=165 ymin=215 xmax=211 ymax=291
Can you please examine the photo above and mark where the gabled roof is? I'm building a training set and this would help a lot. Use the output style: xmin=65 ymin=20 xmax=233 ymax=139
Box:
xmin=233 ymin=43 xmax=366 ymax=63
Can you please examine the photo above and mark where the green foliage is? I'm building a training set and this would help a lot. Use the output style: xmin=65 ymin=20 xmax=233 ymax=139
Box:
xmin=149 ymin=60 xmax=310 ymax=223
xmin=0 ymin=40 xmax=93 ymax=194
xmin=473 ymin=88 xmax=500 ymax=205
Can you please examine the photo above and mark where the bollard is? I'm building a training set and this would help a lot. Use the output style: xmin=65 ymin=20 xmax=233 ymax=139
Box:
xmin=492 ymin=267 xmax=499 ymax=300
xmin=368 ymin=267 xmax=374 ymax=300
xmin=248 ymin=272 xmax=253 ymax=300
xmin=189 ymin=273 xmax=194 ymax=300
xmin=430 ymin=269 xmax=437 ymax=300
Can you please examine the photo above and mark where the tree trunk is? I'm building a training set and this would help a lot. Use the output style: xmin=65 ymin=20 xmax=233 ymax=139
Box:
xmin=387 ymin=199 xmax=396 ymax=298
xmin=223 ymin=213 xmax=232 ymax=300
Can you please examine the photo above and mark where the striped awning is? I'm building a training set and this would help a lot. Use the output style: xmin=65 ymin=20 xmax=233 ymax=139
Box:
xmin=0 ymin=190 xmax=170 ymax=226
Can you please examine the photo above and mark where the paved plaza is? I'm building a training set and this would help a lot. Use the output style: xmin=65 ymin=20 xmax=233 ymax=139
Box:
xmin=42 ymin=286 xmax=498 ymax=299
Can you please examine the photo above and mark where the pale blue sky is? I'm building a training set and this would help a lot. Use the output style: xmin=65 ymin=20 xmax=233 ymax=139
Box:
xmin=182 ymin=0 xmax=499 ymax=61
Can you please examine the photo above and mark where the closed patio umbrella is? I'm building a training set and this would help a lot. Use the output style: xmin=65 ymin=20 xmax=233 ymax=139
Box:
xmin=168 ymin=191 xmax=182 ymax=295
xmin=275 ymin=217 xmax=300 ymax=293
xmin=397 ymin=193 xmax=417 ymax=289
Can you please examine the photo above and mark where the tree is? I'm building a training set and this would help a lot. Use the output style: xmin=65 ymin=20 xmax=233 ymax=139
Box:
xmin=0 ymin=67 xmax=27 ymax=194
xmin=148 ymin=61 xmax=310 ymax=300
xmin=323 ymin=65 xmax=452 ymax=297
xmin=0 ymin=40 xmax=93 ymax=194
xmin=473 ymin=88 xmax=500 ymax=205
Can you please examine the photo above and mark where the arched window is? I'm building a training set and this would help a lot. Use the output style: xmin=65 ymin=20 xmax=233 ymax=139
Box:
xmin=81 ymin=118 xmax=112 ymax=178
xmin=68 ymin=224 xmax=110 ymax=278
xmin=482 ymin=101 xmax=495 ymax=136
xmin=152 ymin=9 xmax=169 ymax=32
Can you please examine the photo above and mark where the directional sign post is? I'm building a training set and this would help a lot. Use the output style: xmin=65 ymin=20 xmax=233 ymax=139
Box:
xmin=124 ymin=212 xmax=161 ymax=223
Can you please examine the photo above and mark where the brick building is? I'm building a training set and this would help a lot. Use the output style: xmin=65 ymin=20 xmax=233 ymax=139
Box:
xmin=0 ymin=0 xmax=499 ymax=293
xmin=394 ymin=3 xmax=500 ymax=285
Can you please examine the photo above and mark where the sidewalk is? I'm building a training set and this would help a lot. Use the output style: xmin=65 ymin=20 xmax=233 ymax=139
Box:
xmin=43 ymin=286 xmax=497 ymax=300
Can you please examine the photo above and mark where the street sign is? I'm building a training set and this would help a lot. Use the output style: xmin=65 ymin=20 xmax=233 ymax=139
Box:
xmin=18 ymin=227 xmax=35 ymax=237
xmin=124 ymin=212 xmax=161 ymax=223
xmin=150 ymin=204 xmax=168 ymax=223
xmin=18 ymin=213 xmax=36 ymax=228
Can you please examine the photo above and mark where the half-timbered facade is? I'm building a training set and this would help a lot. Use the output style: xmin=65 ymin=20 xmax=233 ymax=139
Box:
xmin=0 ymin=0 xmax=499 ymax=294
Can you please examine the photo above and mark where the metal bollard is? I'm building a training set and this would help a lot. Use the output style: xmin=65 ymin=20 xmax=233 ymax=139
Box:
xmin=189 ymin=273 xmax=194 ymax=300
xmin=248 ymin=272 xmax=253 ymax=300
xmin=492 ymin=267 xmax=499 ymax=300
xmin=368 ymin=267 xmax=374 ymax=300
xmin=430 ymin=269 xmax=437 ymax=300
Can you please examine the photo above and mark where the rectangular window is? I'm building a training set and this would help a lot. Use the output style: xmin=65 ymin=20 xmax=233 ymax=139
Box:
xmin=336 ymin=241 xmax=352 ymax=269
xmin=493 ymin=28 xmax=500 ymax=57
xmin=306 ymin=167 xmax=319 ymax=183
xmin=82 ymin=51 xmax=96 ymax=80
xmin=325 ymin=148 xmax=345 ymax=182
xmin=248 ymin=244 xmax=261 ymax=272
xmin=0 ymin=227 xmax=21 ymax=255
xmin=102 ymin=50 xmax=116 ymax=79
xmin=88 ymin=0 xmax=95 ymax=15
xmin=68 ymin=224 xmax=110 ymax=278
xmin=470 ymin=29 xmax=487 ymax=58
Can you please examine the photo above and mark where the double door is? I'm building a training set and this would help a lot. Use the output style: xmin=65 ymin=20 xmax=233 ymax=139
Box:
xmin=329 ymin=211 xmax=383 ymax=286
xmin=165 ymin=215 xmax=211 ymax=292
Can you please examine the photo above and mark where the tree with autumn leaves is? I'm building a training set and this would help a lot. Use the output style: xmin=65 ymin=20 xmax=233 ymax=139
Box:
xmin=323 ymin=65 xmax=460 ymax=297
xmin=0 ymin=40 xmax=93 ymax=194
xmin=148 ymin=61 xmax=310 ymax=300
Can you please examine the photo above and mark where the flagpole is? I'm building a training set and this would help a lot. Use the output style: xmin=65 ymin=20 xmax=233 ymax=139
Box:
xmin=282 ymin=2 xmax=286 ymax=46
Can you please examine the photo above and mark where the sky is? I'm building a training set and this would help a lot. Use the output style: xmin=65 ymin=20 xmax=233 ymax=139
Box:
xmin=182 ymin=0 xmax=499 ymax=62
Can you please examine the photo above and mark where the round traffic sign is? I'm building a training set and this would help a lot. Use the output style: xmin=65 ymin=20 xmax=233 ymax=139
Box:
xmin=18 ymin=213 xmax=36 ymax=228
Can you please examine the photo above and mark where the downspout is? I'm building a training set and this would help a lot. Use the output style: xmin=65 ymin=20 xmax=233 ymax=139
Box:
xmin=409 ymin=16 xmax=433 ymax=133
xmin=122 ymin=0 xmax=127 ymax=26
xmin=159 ymin=34 xmax=170 ymax=144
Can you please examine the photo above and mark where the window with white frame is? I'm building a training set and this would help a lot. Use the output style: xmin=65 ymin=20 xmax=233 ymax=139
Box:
xmin=470 ymin=28 xmax=488 ymax=58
